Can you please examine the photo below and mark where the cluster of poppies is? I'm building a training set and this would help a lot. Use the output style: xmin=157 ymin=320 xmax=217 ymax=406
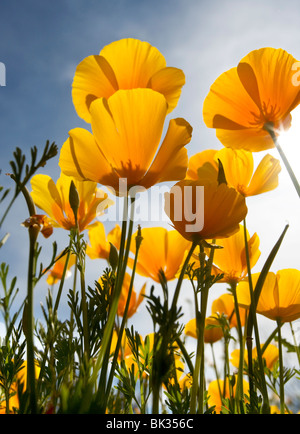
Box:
xmin=6 ymin=38 xmax=300 ymax=414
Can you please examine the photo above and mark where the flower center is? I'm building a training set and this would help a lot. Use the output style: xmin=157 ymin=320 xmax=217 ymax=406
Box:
xmin=249 ymin=100 xmax=281 ymax=127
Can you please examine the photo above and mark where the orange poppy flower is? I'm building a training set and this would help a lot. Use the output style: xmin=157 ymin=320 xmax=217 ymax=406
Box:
xmin=215 ymin=148 xmax=281 ymax=197
xmin=203 ymin=47 xmax=300 ymax=151
xmin=237 ymin=269 xmax=300 ymax=323
xmin=128 ymin=226 xmax=191 ymax=283
xmin=211 ymin=293 xmax=247 ymax=329
xmin=186 ymin=148 xmax=281 ymax=197
xmin=207 ymin=377 xmax=249 ymax=413
xmin=30 ymin=172 xmax=112 ymax=232
xmin=230 ymin=343 xmax=279 ymax=370
xmin=60 ymin=88 xmax=192 ymax=195
xmin=72 ymin=38 xmax=185 ymax=123
xmin=185 ymin=316 xmax=224 ymax=344
xmin=204 ymin=224 xmax=261 ymax=285
xmin=164 ymin=177 xmax=247 ymax=243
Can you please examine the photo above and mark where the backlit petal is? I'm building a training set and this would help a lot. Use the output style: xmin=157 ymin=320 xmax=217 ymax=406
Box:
xmin=30 ymin=175 xmax=62 ymax=225
xmin=216 ymin=125 xmax=274 ymax=151
xmin=215 ymin=148 xmax=254 ymax=193
xmin=72 ymin=54 xmax=118 ymax=123
xmin=148 ymin=66 xmax=185 ymax=113
xmin=90 ymin=89 xmax=167 ymax=186
xmin=142 ymin=118 xmax=192 ymax=188
xmin=203 ymin=66 xmax=260 ymax=129
xmin=186 ymin=150 xmax=218 ymax=180
xmin=99 ymin=38 xmax=166 ymax=89
xmin=239 ymin=47 xmax=300 ymax=120
xmin=59 ymin=127 xmax=120 ymax=191
xmin=245 ymin=154 xmax=281 ymax=196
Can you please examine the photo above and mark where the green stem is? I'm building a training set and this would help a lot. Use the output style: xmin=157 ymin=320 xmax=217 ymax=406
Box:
xmin=79 ymin=259 xmax=89 ymax=358
xmin=14 ymin=180 xmax=39 ymax=414
xmin=276 ymin=318 xmax=285 ymax=414
xmin=53 ymin=240 xmax=72 ymax=314
xmin=231 ymin=281 xmax=244 ymax=407
xmin=265 ymin=122 xmax=300 ymax=198
xmin=210 ymin=343 xmax=222 ymax=399
xmin=26 ymin=225 xmax=38 ymax=414
xmin=92 ymin=197 xmax=134 ymax=394
xmin=243 ymin=219 xmax=269 ymax=412
xmin=105 ymin=224 xmax=142 ymax=403
xmin=190 ymin=242 xmax=215 ymax=414
xmin=171 ymin=240 xmax=198 ymax=313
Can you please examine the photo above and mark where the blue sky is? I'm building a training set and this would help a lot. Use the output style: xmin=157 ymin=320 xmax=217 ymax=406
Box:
xmin=1 ymin=0 xmax=300 ymax=347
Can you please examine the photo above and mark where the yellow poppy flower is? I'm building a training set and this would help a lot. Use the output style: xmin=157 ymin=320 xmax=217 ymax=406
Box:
xmin=72 ymin=38 xmax=185 ymax=123
xmin=237 ymin=269 xmax=300 ymax=323
xmin=116 ymin=272 xmax=146 ymax=318
xmin=186 ymin=148 xmax=281 ymax=197
xmin=215 ymin=148 xmax=281 ymax=196
xmin=86 ymin=221 xmax=121 ymax=261
xmin=185 ymin=316 xmax=224 ymax=344
xmin=211 ymin=293 xmax=247 ymax=329
xmin=203 ymin=47 xmax=300 ymax=152
xmin=207 ymin=377 xmax=249 ymax=413
xmin=230 ymin=343 xmax=279 ymax=370
xmin=30 ymin=172 xmax=112 ymax=232
xmin=164 ymin=177 xmax=247 ymax=243
xmin=60 ymin=88 xmax=192 ymax=195
xmin=128 ymin=227 xmax=192 ymax=283
xmin=203 ymin=224 xmax=261 ymax=284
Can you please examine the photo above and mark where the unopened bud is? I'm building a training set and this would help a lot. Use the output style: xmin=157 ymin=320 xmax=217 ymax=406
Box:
xmin=108 ymin=242 xmax=119 ymax=271
xmin=135 ymin=225 xmax=143 ymax=250
xmin=69 ymin=180 xmax=80 ymax=223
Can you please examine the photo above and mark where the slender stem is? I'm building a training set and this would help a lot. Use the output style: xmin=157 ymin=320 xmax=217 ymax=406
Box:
xmin=190 ymin=242 xmax=215 ymax=414
xmin=93 ymin=197 xmax=135 ymax=393
xmin=53 ymin=240 xmax=72 ymax=314
xmin=80 ymin=258 xmax=90 ymax=358
xmin=171 ymin=240 xmax=198 ymax=313
xmin=243 ymin=219 xmax=269 ymax=412
xmin=13 ymin=180 xmax=39 ymax=414
xmin=105 ymin=223 xmax=142 ymax=403
xmin=265 ymin=122 xmax=300 ymax=198
xmin=210 ymin=343 xmax=222 ymax=398
xmin=276 ymin=318 xmax=285 ymax=414
xmin=231 ymin=281 xmax=244 ymax=407
xmin=26 ymin=225 xmax=39 ymax=414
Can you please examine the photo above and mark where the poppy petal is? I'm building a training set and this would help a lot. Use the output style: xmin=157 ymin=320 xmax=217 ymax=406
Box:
xmin=142 ymin=117 xmax=192 ymax=188
xmin=90 ymin=89 xmax=167 ymax=186
xmin=148 ymin=66 xmax=185 ymax=113
xmin=72 ymin=54 xmax=119 ymax=122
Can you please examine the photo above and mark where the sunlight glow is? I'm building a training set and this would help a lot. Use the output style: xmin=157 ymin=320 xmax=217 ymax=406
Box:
xmin=277 ymin=106 xmax=300 ymax=178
